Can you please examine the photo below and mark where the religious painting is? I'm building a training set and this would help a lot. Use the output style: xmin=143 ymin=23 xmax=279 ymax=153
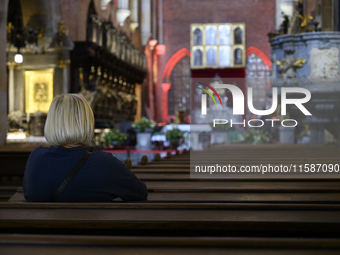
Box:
xmin=232 ymin=23 xmax=245 ymax=45
xmin=218 ymin=24 xmax=231 ymax=45
xmin=206 ymin=46 xmax=217 ymax=66
xmin=192 ymin=46 xmax=204 ymax=67
xmin=190 ymin=23 xmax=245 ymax=68
xmin=233 ymin=46 xmax=245 ymax=66
xmin=191 ymin=25 xmax=204 ymax=46
xmin=193 ymin=28 xmax=202 ymax=45
xmin=234 ymin=27 xmax=242 ymax=44
xmin=205 ymin=25 xmax=216 ymax=45
xmin=25 ymin=69 xmax=54 ymax=113
xmin=219 ymin=46 xmax=231 ymax=67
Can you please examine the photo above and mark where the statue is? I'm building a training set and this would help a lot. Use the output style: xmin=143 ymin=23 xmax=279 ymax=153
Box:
xmin=298 ymin=14 xmax=313 ymax=29
xmin=276 ymin=56 xmax=307 ymax=81
xmin=278 ymin=13 xmax=289 ymax=34
xmin=58 ymin=21 xmax=67 ymax=36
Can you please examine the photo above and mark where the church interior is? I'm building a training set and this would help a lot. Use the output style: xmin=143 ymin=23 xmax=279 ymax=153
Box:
xmin=1 ymin=0 xmax=340 ymax=254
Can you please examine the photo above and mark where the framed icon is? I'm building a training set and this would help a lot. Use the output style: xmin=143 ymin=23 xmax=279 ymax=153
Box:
xmin=25 ymin=69 xmax=54 ymax=113
xmin=191 ymin=46 xmax=204 ymax=68
xmin=205 ymin=46 xmax=217 ymax=66
xmin=218 ymin=46 xmax=231 ymax=67
xmin=218 ymin=24 xmax=231 ymax=45
xmin=205 ymin=25 xmax=217 ymax=45
xmin=232 ymin=23 xmax=245 ymax=45
xmin=232 ymin=45 xmax=245 ymax=67
xmin=190 ymin=23 xmax=245 ymax=68
xmin=191 ymin=24 xmax=204 ymax=46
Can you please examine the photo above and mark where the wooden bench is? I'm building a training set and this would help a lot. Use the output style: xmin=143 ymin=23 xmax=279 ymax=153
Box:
xmin=2 ymin=185 xmax=340 ymax=237
xmin=1 ymin=234 xmax=340 ymax=254
xmin=1 ymin=145 xmax=340 ymax=239
xmin=1 ymin=200 xmax=340 ymax=236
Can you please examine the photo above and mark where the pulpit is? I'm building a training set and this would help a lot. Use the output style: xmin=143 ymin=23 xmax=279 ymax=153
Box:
xmin=270 ymin=32 xmax=340 ymax=144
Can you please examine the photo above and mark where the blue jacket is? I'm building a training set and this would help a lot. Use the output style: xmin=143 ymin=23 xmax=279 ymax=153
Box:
xmin=23 ymin=146 xmax=148 ymax=202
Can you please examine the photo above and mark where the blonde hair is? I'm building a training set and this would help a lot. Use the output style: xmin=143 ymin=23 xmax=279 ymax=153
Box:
xmin=44 ymin=94 xmax=94 ymax=146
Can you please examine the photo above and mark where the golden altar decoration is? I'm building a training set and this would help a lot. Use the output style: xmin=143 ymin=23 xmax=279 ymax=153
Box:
xmin=25 ymin=69 xmax=54 ymax=113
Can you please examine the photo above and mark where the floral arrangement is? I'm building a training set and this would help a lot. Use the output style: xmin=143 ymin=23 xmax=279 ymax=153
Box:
xmin=166 ymin=126 xmax=184 ymax=142
xmin=131 ymin=117 xmax=155 ymax=132
xmin=7 ymin=110 xmax=23 ymax=130
xmin=101 ymin=129 xmax=128 ymax=146
xmin=243 ymin=129 xmax=271 ymax=144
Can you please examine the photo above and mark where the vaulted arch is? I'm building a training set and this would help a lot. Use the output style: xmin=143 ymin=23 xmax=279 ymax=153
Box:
xmin=245 ymin=46 xmax=271 ymax=112
xmin=161 ymin=48 xmax=190 ymax=122
xmin=246 ymin=46 xmax=271 ymax=70
xmin=162 ymin=48 xmax=190 ymax=83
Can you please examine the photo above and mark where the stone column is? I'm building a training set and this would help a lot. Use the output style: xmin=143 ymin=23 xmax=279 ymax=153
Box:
xmin=141 ymin=0 xmax=151 ymax=45
xmin=152 ymin=0 xmax=157 ymax=42
xmin=101 ymin=0 xmax=112 ymax=10
xmin=276 ymin=0 xmax=294 ymax=30
xmin=157 ymin=0 xmax=163 ymax=44
xmin=162 ymin=83 xmax=171 ymax=122
xmin=0 ymin=0 xmax=9 ymax=145
xmin=130 ymin=0 xmax=139 ymax=31
xmin=116 ymin=0 xmax=131 ymax=26
xmin=56 ymin=58 xmax=71 ymax=95
xmin=322 ymin=0 xmax=333 ymax=31
xmin=134 ymin=83 xmax=142 ymax=122
xmin=7 ymin=62 xmax=16 ymax=113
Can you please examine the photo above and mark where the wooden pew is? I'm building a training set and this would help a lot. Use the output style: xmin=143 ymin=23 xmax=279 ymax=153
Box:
xmin=1 ymin=234 xmax=340 ymax=255
xmin=2 ymin=144 xmax=340 ymax=240
xmin=9 ymin=186 xmax=340 ymax=203
xmin=2 ymin=185 xmax=340 ymax=237
xmin=1 ymin=200 xmax=340 ymax=236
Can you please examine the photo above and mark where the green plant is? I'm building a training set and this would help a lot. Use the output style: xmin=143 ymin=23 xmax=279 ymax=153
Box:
xmin=166 ymin=126 xmax=184 ymax=142
xmin=131 ymin=117 xmax=155 ymax=132
xmin=243 ymin=129 xmax=271 ymax=144
xmin=102 ymin=129 xmax=128 ymax=145
xmin=153 ymin=132 xmax=165 ymax=136
xmin=7 ymin=110 xmax=22 ymax=129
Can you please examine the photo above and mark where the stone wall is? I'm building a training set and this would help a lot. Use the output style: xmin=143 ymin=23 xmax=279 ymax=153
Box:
xmin=154 ymin=0 xmax=276 ymax=121
xmin=162 ymin=0 xmax=276 ymax=65
xmin=0 ymin=0 xmax=8 ymax=145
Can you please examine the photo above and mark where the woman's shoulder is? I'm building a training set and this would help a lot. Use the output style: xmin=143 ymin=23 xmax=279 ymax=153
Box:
xmin=89 ymin=150 xmax=123 ymax=167
xmin=25 ymin=147 xmax=51 ymax=173
xmin=30 ymin=146 xmax=49 ymax=156
xmin=90 ymin=150 xmax=116 ymax=160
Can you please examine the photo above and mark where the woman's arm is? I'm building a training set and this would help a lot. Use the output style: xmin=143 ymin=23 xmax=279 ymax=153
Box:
xmin=105 ymin=154 xmax=148 ymax=201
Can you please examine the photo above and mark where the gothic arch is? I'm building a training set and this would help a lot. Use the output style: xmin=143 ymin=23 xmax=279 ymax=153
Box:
xmin=245 ymin=46 xmax=271 ymax=111
xmin=162 ymin=48 xmax=190 ymax=82
xmin=168 ymin=56 xmax=190 ymax=119
xmin=161 ymin=48 xmax=190 ymax=122
xmin=245 ymin=46 xmax=271 ymax=71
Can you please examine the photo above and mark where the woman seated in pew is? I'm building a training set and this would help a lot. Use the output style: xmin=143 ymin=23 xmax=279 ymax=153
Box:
xmin=23 ymin=94 xmax=148 ymax=202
